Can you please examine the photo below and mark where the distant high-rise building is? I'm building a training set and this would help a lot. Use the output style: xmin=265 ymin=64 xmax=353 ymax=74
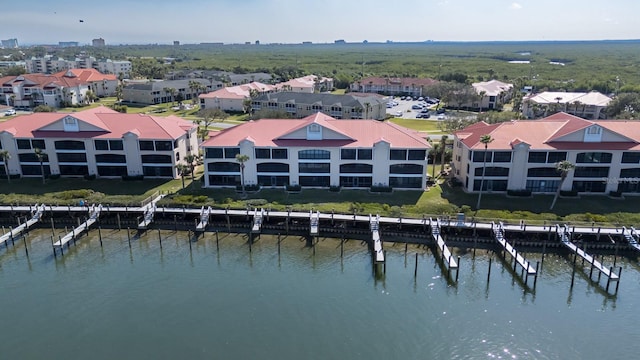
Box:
xmin=334 ymin=39 xmax=346 ymax=44
xmin=58 ymin=41 xmax=79 ymax=47
xmin=173 ymin=41 xmax=180 ymax=46
xmin=1 ymin=38 xmax=19 ymax=48
xmin=92 ymin=38 xmax=105 ymax=47
xmin=255 ymin=40 xmax=260 ymax=45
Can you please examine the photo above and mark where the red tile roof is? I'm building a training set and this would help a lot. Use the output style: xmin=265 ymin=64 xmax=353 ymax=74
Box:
xmin=53 ymin=68 xmax=117 ymax=82
xmin=203 ymin=113 xmax=430 ymax=149
xmin=0 ymin=106 xmax=195 ymax=140
xmin=456 ymin=112 xmax=640 ymax=151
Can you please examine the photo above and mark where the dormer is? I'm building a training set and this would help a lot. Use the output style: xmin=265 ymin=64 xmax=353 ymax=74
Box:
xmin=63 ymin=116 xmax=79 ymax=132
xmin=307 ymin=123 xmax=322 ymax=140
xmin=584 ymin=125 xmax=602 ymax=142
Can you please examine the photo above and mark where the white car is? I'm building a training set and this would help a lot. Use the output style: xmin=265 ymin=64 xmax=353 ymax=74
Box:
xmin=4 ymin=109 xmax=16 ymax=116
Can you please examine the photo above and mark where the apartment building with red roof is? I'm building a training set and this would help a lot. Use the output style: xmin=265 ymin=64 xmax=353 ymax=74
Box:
xmin=1 ymin=69 xmax=117 ymax=109
xmin=350 ymin=77 xmax=438 ymax=97
xmin=201 ymin=113 xmax=430 ymax=189
xmin=199 ymin=82 xmax=276 ymax=112
xmin=0 ymin=106 xmax=198 ymax=179
xmin=452 ymin=112 xmax=640 ymax=195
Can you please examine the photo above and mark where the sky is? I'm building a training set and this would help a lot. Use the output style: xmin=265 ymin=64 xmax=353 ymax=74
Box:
xmin=3 ymin=0 xmax=640 ymax=45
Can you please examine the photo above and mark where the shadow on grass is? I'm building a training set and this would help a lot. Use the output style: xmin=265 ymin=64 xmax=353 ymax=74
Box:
xmin=0 ymin=178 xmax=174 ymax=196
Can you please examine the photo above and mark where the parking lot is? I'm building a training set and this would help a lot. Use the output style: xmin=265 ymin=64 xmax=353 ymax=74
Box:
xmin=385 ymin=97 xmax=446 ymax=120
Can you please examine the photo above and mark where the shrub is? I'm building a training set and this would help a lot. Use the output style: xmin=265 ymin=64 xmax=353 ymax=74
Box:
xmin=286 ymin=184 xmax=301 ymax=192
xmin=122 ymin=175 xmax=144 ymax=181
xmin=52 ymin=189 xmax=94 ymax=200
xmin=370 ymin=185 xmax=393 ymax=193
xmin=245 ymin=199 xmax=268 ymax=207
xmin=236 ymin=184 xmax=260 ymax=192
xmin=507 ymin=189 xmax=532 ymax=197
xmin=329 ymin=185 xmax=341 ymax=192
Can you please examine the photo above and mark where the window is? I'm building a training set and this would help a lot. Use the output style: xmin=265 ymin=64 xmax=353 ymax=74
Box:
xmin=492 ymin=151 xmax=512 ymax=163
xmin=576 ymin=152 xmax=612 ymax=163
xmin=257 ymin=163 xmax=289 ymax=173
xmin=473 ymin=179 xmax=508 ymax=191
xmin=390 ymin=177 xmax=422 ymax=188
xmin=358 ymin=149 xmax=372 ymax=160
xmin=620 ymin=168 xmax=640 ymax=178
xmin=572 ymin=180 xmax=606 ymax=193
xmin=21 ymin=165 xmax=51 ymax=176
xmin=143 ymin=166 xmax=173 ymax=177
xmin=527 ymin=167 xmax=559 ymax=177
xmin=299 ymin=163 xmax=330 ymax=173
xmin=272 ymin=149 xmax=288 ymax=159
xmin=309 ymin=124 xmax=320 ymax=132
xmin=474 ymin=167 xmax=509 ymax=177
xmin=206 ymin=148 xmax=223 ymax=159
xmin=97 ymin=166 xmax=127 ymax=177
xmin=257 ymin=175 xmax=290 ymax=187
xmin=18 ymin=153 xmax=49 ymax=162
xmin=340 ymin=163 xmax=373 ymax=174
xmin=528 ymin=152 xmax=547 ymax=163
xmin=340 ymin=176 xmax=372 ymax=188
xmin=207 ymin=162 xmax=240 ymax=172
xmin=547 ymin=152 xmax=567 ymax=163
xmin=341 ymin=149 xmax=356 ymax=160
xmin=300 ymin=176 xmax=330 ymax=187
xmin=526 ymin=180 xmax=559 ymax=192
xmin=95 ymin=140 xmax=109 ymax=150
xmin=390 ymin=164 xmax=423 ymax=174
xmin=574 ymin=166 xmax=609 ymax=178
xmin=586 ymin=126 xmax=602 ymax=135
xmin=155 ymin=141 xmax=173 ymax=151
xmin=298 ymin=149 xmax=330 ymax=160
xmin=59 ymin=165 xmax=88 ymax=176
xmin=141 ymin=154 xmax=172 ymax=164
xmin=408 ymin=150 xmax=426 ymax=160
xmin=57 ymin=153 xmax=87 ymax=162
xmin=622 ymin=152 xmax=640 ymax=164
xmin=95 ymin=154 xmax=126 ymax=163
xmin=255 ymin=148 xmax=271 ymax=159
xmin=175 ymin=152 xmax=180 ymax=162
xmin=139 ymin=141 xmax=154 ymax=151
xmin=209 ymin=175 xmax=240 ymax=186
xmin=473 ymin=151 xmax=491 ymax=163
xmin=390 ymin=149 xmax=407 ymax=160
xmin=31 ymin=139 xmax=46 ymax=149
xmin=17 ymin=139 xmax=32 ymax=150
xmin=224 ymin=148 xmax=240 ymax=159
xmin=109 ymin=140 xmax=124 ymax=151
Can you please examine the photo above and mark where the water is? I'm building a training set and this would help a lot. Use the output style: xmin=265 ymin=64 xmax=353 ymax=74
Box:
xmin=1 ymin=229 xmax=639 ymax=359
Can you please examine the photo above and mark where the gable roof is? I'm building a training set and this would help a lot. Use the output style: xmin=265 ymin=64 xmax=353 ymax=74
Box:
xmin=455 ymin=112 xmax=640 ymax=150
xmin=525 ymin=91 xmax=612 ymax=106
xmin=472 ymin=80 xmax=513 ymax=96
xmin=53 ymin=68 xmax=117 ymax=82
xmin=203 ymin=113 xmax=429 ymax=149
xmin=253 ymin=91 xmax=386 ymax=108
xmin=0 ymin=106 xmax=195 ymax=140
xmin=199 ymin=82 xmax=275 ymax=99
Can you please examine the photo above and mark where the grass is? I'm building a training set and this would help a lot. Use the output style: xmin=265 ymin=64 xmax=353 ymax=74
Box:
xmin=389 ymin=118 xmax=445 ymax=135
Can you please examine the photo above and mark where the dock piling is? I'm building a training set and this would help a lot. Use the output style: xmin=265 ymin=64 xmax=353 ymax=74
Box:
xmin=98 ymin=226 xmax=102 ymax=247
xmin=158 ymin=228 xmax=162 ymax=249
xmin=455 ymin=256 xmax=460 ymax=282
xmin=414 ymin=253 xmax=418 ymax=277
xmin=51 ymin=235 xmax=57 ymax=258
xmin=487 ymin=257 xmax=492 ymax=282
xmin=22 ymin=234 xmax=28 ymax=257
xmin=127 ymin=227 xmax=131 ymax=248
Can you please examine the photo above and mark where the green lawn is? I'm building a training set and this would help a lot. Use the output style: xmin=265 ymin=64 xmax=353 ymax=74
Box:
xmin=389 ymin=118 xmax=445 ymax=135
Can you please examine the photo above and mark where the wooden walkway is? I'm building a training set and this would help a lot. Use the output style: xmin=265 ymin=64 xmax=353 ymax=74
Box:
xmin=492 ymin=222 xmax=536 ymax=276
xmin=137 ymin=203 xmax=157 ymax=230
xmin=251 ymin=208 xmax=263 ymax=233
xmin=54 ymin=205 xmax=102 ymax=248
xmin=0 ymin=204 xmax=46 ymax=246
xmin=557 ymin=225 xmax=619 ymax=282
xmin=622 ymin=227 xmax=640 ymax=252
xmin=310 ymin=211 xmax=319 ymax=236
xmin=196 ymin=206 xmax=212 ymax=232
xmin=430 ymin=218 xmax=458 ymax=270
xmin=370 ymin=215 xmax=384 ymax=263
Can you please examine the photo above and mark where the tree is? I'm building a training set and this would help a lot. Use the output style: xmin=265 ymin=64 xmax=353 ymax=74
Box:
xmin=429 ymin=141 xmax=441 ymax=180
xmin=34 ymin=148 xmax=47 ymax=184
xmin=235 ymin=153 xmax=250 ymax=197
xmin=33 ymin=105 xmax=55 ymax=112
xmin=183 ymin=154 xmax=197 ymax=181
xmin=2 ymin=66 xmax=26 ymax=76
xmin=115 ymin=84 xmax=123 ymax=103
xmin=175 ymin=163 xmax=190 ymax=189
xmin=439 ymin=135 xmax=449 ymax=174
xmin=85 ymin=90 xmax=97 ymax=104
xmin=197 ymin=108 xmax=229 ymax=142
xmin=550 ymin=160 xmax=575 ymax=210
xmin=475 ymin=134 xmax=494 ymax=210
xmin=0 ymin=150 xmax=10 ymax=183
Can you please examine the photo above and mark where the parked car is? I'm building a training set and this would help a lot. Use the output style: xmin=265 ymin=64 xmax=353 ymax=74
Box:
xmin=420 ymin=108 xmax=429 ymax=113
xmin=394 ymin=111 xmax=403 ymax=117
xmin=436 ymin=108 xmax=446 ymax=114
xmin=411 ymin=104 xmax=423 ymax=110
xmin=4 ymin=109 xmax=16 ymax=116
xmin=416 ymin=113 xmax=430 ymax=119
xmin=437 ymin=114 xmax=446 ymax=120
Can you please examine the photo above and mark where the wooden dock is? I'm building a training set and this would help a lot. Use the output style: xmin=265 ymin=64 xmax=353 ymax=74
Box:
xmin=430 ymin=218 xmax=458 ymax=270
xmin=54 ymin=205 xmax=102 ymax=248
xmin=557 ymin=225 xmax=619 ymax=282
xmin=251 ymin=208 xmax=263 ymax=233
xmin=492 ymin=222 xmax=536 ymax=276
xmin=622 ymin=227 xmax=640 ymax=252
xmin=195 ymin=206 xmax=212 ymax=232
xmin=137 ymin=203 xmax=157 ymax=230
xmin=310 ymin=211 xmax=319 ymax=236
xmin=370 ymin=215 xmax=384 ymax=263
xmin=0 ymin=204 xmax=46 ymax=246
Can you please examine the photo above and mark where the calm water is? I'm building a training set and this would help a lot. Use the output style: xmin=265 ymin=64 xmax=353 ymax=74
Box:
xmin=1 ymin=229 xmax=639 ymax=359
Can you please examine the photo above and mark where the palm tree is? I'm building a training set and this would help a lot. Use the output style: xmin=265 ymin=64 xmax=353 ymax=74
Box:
xmin=0 ymin=150 xmax=10 ymax=183
xmin=429 ymin=141 xmax=441 ymax=180
xmin=477 ymin=91 xmax=486 ymax=112
xmin=550 ymin=160 xmax=575 ymax=210
xmin=235 ymin=153 xmax=250 ymax=197
xmin=439 ymin=135 xmax=449 ymax=175
xmin=34 ymin=148 xmax=46 ymax=184
xmin=175 ymin=163 xmax=190 ymax=189
xmin=475 ymin=134 xmax=494 ymax=210
xmin=183 ymin=153 xmax=197 ymax=181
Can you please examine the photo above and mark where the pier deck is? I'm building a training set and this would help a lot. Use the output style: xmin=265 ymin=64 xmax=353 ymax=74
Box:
xmin=0 ymin=204 xmax=46 ymax=246
xmin=493 ymin=222 xmax=536 ymax=276
xmin=623 ymin=227 xmax=640 ymax=252
xmin=310 ymin=211 xmax=319 ymax=236
xmin=558 ymin=226 xmax=619 ymax=281
xmin=430 ymin=218 xmax=458 ymax=269
xmin=54 ymin=205 xmax=102 ymax=248
xmin=137 ymin=204 xmax=157 ymax=230
xmin=370 ymin=215 xmax=384 ymax=263
xmin=195 ymin=206 xmax=212 ymax=232
xmin=252 ymin=208 xmax=263 ymax=233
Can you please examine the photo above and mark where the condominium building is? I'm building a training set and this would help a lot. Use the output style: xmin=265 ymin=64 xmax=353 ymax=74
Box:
xmin=452 ymin=112 xmax=640 ymax=195
xmin=25 ymin=56 xmax=132 ymax=78
xmin=350 ymin=77 xmax=438 ymax=96
xmin=201 ymin=113 xmax=430 ymax=189
xmin=521 ymin=91 xmax=612 ymax=119
xmin=0 ymin=107 xmax=198 ymax=179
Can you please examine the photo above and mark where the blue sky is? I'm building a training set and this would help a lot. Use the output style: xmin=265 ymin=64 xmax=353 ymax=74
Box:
xmin=4 ymin=0 xmax=640 ymax=45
